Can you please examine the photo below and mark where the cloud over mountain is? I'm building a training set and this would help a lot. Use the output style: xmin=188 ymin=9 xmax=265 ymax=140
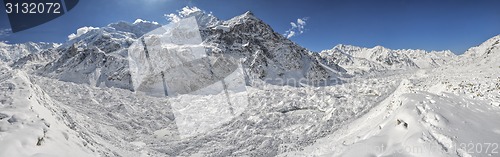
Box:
xmin=284 ymin=17 xmax=308 ymax=38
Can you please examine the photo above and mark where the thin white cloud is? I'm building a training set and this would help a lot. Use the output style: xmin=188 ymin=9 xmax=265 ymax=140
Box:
xmin=284 ymin=17 xmax=308 ymax=39
xmin=0 ymin=28 xmax=12 ymax=38
xmin=297 ymin=18 xmax=306 ymax=26
xmin=165 ymin=13 xmax=181 ymax=23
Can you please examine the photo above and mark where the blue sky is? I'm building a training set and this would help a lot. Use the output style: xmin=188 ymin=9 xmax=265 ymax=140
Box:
xmin=1 ymin=0 xmax=500 ymax=54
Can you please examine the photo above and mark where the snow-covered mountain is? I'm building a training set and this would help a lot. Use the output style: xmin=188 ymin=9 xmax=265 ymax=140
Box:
xmin=0 ymin=42 xmax=59 ymax=63
xmin=403 ymin=49 xmax=456 ymax=68
xmin=35 ymin=22 xmax=149 ymax=90
xmin=2 ymin=6 xmax=500 ymax=157
xmin=202 ymin=11 xmax=345 ymax=85
xmin=460 ymin=34 xmax=500 ymax=66
xmin=320 ymin=44 xmax=456 ymax=74
xmin=14 ymin=19 xmax=166 ymax=90
xmin=22 ymin=8 xmax=344 ymax=91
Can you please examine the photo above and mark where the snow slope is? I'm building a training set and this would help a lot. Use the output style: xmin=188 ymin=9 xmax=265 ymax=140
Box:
xmin=460 ymin=34 xmax=500 ymax=66
xmin=0 ymin=62 xmax=97 ymax=157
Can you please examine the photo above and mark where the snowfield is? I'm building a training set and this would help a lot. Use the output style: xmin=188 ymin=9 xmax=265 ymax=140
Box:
xmin=1 ymin=6 xmax=500 ymax=157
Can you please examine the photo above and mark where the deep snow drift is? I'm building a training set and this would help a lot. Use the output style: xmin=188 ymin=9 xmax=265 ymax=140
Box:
xmin=1 ymin=6 xmax=500 ymax=157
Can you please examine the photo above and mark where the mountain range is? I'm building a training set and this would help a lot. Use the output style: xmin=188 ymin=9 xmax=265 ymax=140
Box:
xmin=8 ymin=9 xmax=465 ymax=89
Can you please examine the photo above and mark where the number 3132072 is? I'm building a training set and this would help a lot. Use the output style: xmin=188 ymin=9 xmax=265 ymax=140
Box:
xmin=5 ymin=3 xmax=61 ymax=14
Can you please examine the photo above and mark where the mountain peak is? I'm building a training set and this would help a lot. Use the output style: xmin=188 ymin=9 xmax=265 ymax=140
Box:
xmin=332 ymin=44 xmax=361 ymax=50
xmin=243 ymin=11 xmax=254 ymax=17
xmin=333 ymin=44 xmax=347 ymax=49
xmin=238 ymin=12 xmax=258 ymax=20
xmin=371 ymin=45 xmax=389 ymax=52
xmin=107 ymin=20 xmax=161 ymax=37
xmin=222 ymin=11 xmax=263 ymax=28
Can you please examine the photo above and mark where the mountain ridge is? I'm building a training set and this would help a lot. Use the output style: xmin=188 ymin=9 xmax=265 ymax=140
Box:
xmin=5 ymin=7 xmax=499 ymax=90
xmin=13 ymin=7 xmax=345 ymax=92
xmin=0 ymin=42 xmax=59 ymax=63
xmin=320 ymin=44 xmax=457 ymax=74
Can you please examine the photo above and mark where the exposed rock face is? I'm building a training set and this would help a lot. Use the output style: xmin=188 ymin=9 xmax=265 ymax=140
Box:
xmin=202 ymin=12 xmax=345 ymax=86
xmin=35 ymin=26 xmax=140 ymax=90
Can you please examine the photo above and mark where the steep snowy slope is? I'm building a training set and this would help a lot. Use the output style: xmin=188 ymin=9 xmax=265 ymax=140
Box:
xmin=0 ymin=62 xmax=98 ymax=157
xmin=320 ymin=44 xmax=456 ymax=74
xmin=0 ymin=42 xmax=58 ymax=63
xmin=460 ymin=35 xmax=500 ymax=66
